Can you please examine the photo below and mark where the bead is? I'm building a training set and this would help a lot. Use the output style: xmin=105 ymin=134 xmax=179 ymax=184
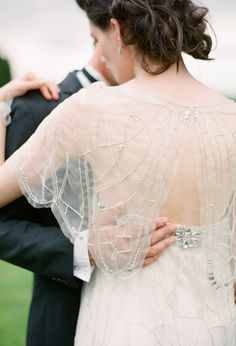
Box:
xmin=130 ymin=112 xmax=139 ymax=121
xmin=115 ymin=217 xmax=124 ymax=226
xmin=183 ymin=108 xmax=199 ymax=120
xmin=207 ymin=256 xmax=221 ymax=289
xmin=117 ymin=144 xmax=124 ymax=152
xmin=138 ymin=176 xmax=144 ymax=185
xmin=97 ymin=202 xmax=106 ymax=210
xmin=138 ymin=220 xmax=144 ymax=230
xmin=111 ymin=251 xmax=117 ymax=261
xmin=184 ymin=110 xmax=191 ymax=119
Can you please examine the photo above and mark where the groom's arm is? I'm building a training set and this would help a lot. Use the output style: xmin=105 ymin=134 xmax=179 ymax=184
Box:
xmin=0 ymin=212 xmax=78 ymax=289
xmin=0 ymin=85 xmax=80 ymax=289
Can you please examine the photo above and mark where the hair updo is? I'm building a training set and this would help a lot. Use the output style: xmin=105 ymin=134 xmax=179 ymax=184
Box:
xmin=77 ymin=0 xmax=213 ymax=74
xmin=76 ymin=0 xmax=112 ymax=30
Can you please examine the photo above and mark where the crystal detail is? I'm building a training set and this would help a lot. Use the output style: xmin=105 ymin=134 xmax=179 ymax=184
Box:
xmin=116 ymin=231 xmax=132 ymax=239
xmin=117 ymin=144 xmax=124 ymax=152
xmin=97 ymin=202 xmax=106 ymax=211
xmin=111 ymin=251 xmax=117 ymax=261
xmin=183 ymin=108 xmax=199 ymax=121
xmin=138 ymin=176 xmax=144 ymax=185
xmin=130 ymin=112 xmax=139 ymax=121
xmin=207 ymin=257 xmax=220 ymax=289
xmin=175 ymin=225 xmax=201 ymax=249
xmin=115 ymin=214 xmax=132 ymax=226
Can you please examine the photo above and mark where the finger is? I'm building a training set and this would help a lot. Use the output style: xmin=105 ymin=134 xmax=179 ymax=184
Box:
xmin=89 ymin=254 xmax=96 ymax=266
xmin=43 ymin=81 xmax=60 ymax=100
xmin=39 ymin=84 xmax=53 ymax=100
xmin=155 ymin=216 xmax=169 ymax=229
xmin=151 ymin=223 xmax=177 ymax=245
xmin=22 ymin=73 xmax=59 ymax=99
xmin=19 ymin=80 xmax=45 ymax=93
xmin=143 ymin=251 xmax=164 ymax=267
xmin=146 ymin=235 xmax=176 ymax=258
xmin=22 ymin=71 xmax=38 ymax=82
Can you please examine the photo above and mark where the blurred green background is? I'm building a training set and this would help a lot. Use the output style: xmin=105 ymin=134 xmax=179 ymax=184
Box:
xmin=0 ymin=57 xmax=32 ymax=346
xmin=0 ymin=56 xmax=11 ymax=87
xmin=0 ymin=261 xmax=32 ymax=346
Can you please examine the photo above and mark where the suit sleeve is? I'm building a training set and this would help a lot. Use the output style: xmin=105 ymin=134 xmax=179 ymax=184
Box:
xmin=0 ymin=217 xmax=78 ymax=287
xmin=0 ymin=93 xmax=79 ymax=289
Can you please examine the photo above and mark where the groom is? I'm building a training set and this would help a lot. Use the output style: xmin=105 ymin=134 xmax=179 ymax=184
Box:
xmin=0 ymin=24 xmax=176 ymax=346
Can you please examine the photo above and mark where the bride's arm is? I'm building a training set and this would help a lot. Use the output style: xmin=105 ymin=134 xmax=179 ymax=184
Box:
xmin=0 ymin=88 xmax=26 ymax=206
xmin=0 ymin=72 xmax=60 ymax=163
xmin=0 ymin=164 xmax=21 ymax=207
xmin=0 ymin=88 xmax=10 ymax=165
xmin=0 ymin=73 xmax=61 ymax=205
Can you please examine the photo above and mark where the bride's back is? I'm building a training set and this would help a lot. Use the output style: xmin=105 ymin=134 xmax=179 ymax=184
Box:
xmin=81 ymin=82 xmax=236 ymax=229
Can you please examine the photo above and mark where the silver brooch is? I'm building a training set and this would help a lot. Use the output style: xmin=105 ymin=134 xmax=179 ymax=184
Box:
xmin=175 ymin=225 xmax=201 ymax=249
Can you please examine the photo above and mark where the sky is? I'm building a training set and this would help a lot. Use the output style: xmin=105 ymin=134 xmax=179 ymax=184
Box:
xmin=0 ymin=0 xmax=235 ymax=96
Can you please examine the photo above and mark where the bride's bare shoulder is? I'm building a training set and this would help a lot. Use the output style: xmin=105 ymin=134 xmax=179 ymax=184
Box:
xmin=198 ymin=84 xmax=234 ymax=106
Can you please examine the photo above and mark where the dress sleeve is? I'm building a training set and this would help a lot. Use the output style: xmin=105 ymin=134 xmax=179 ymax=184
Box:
xmin=5 ymin=83 xmax=151 ymax=277
xmin=5 ymin=88 xmax=95 ymax=243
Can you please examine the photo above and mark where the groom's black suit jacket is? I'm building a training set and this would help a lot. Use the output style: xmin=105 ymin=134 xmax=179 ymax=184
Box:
xmin=0 ymin=71 xmax=90 ymax=346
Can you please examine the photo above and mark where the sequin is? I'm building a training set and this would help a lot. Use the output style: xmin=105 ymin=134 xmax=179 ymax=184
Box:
xmin=130 ymin=112 xmax=139 ymax=121
xmin=97 ymin=202 xmax=106 ymax=210
xmin=183 ymin=108 xmax=199 ymax=120
xmin=117 ymin=144 xmax=124 ymax=152
xmin=138 ymin=176 xmax=144 ymax=185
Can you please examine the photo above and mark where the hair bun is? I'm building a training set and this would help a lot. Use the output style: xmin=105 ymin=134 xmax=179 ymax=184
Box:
xmin=111 ymin=0 xmax=213 ymax=74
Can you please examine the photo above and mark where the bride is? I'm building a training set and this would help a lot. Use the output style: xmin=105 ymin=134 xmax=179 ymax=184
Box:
xmin=1 ymin=0 xmax=236 ymax=344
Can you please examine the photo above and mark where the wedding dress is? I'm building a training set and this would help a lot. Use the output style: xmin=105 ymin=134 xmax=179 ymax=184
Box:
xmin=6 ymin=82 xmax=236 ymax=345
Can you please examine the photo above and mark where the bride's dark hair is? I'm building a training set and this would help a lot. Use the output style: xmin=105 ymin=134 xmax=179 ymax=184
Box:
xmin=76 ymin=0 xmax=213 ymax=74
xmin=76 ymin=0 xmax=112 ymax=29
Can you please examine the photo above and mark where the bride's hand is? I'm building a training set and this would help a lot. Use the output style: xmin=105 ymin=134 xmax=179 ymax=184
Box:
xmin=0 ymin=72 xmax=60 ymax=103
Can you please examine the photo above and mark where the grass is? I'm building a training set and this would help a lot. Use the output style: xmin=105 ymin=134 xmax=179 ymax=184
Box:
xmin=0 ymin=261 xmax=32 ymax=346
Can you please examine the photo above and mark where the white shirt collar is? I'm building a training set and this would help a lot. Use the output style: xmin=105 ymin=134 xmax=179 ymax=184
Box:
xmin=76 ymin=64 xmax=108 ymax=88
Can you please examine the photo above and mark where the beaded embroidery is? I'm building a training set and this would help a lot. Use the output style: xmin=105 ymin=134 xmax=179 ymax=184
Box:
xmin=10 ymin=82 xmax=236 ymax=286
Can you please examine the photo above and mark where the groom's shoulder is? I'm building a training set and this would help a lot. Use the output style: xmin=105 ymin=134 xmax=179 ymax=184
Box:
xmin=11 ymin=70 xmax=80 ymax=129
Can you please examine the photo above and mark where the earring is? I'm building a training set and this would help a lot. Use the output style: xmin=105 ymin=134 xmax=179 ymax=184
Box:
xmin=118 ymin=45 xmax=123 ymax=55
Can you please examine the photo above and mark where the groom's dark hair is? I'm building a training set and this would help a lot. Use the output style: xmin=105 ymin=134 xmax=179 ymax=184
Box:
xmin=76 ymin=0 xmax=112 ymax=30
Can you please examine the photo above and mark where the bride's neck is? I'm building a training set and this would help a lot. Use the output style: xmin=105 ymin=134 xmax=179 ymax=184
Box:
xmin=132 ymin=59 xmax=224 ymax=106
xmin=134 ymin=60 xmax=196 ymax=95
